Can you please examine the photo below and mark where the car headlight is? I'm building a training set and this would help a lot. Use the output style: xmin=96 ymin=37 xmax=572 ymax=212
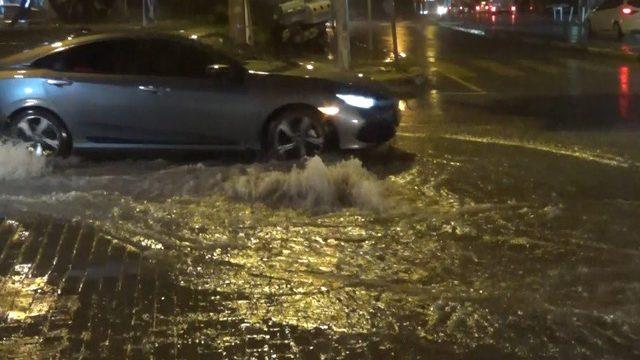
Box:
xmin=336 ymin=94 xmax=376 ymax=109
xmin=398 ymin=99 xmax=407 ymax=112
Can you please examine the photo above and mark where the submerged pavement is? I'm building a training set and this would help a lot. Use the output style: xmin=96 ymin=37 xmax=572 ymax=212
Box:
xmin=1 ymin=23 xmax=640 ymax=358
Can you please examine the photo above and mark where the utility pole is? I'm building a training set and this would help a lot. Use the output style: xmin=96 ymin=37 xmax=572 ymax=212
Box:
xmin=367 ymin=0 xmax=373 ymax=56
xmin=229 ymin=0 xmax=253 ymax=45
xmin=142 ymin=0 xmax=146 ymax=26
xmin=390 ymin=0 xmax=399 ymax=67
xmin=333 ymin=0 xmax=351 ymax=70
xmin=383 ymin=0 xmax=399 ymax=67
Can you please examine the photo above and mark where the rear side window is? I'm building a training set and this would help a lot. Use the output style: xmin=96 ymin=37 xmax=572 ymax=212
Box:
xmin=132 ymin=39 xmax=225 ymax=78
xmin=32 ymin=40 xmax=138 ymax=74
xmin=628 ymin=0 xmax=640 ymax=7
xmin=598 ymin=0 xmax=623 ymax=9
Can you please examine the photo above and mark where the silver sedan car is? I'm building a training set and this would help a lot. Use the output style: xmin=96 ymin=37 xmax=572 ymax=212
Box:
xmin=0 ymin=33 xmax=400 ymax=158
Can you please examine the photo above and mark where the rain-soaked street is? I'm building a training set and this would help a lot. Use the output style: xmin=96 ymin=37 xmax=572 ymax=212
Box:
xmin=1 ymin=21 xmax=640 ymax=358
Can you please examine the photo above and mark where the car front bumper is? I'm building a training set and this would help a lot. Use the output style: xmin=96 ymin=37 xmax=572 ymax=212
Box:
xmin=329 ymin=101 xmax=400 ymax=150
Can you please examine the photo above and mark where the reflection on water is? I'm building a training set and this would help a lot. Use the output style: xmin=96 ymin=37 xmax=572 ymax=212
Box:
xmin=619 ymin=66 xmax=630 ymax=120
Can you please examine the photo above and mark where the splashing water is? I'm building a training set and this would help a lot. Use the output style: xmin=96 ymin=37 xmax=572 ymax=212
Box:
xmin=0 ymin=141 xmax=48 ymax=181
xmin=224 ymin=156 xmax=388 ymax=212
xmin=0 ymin=156 xmax=392 ymax=250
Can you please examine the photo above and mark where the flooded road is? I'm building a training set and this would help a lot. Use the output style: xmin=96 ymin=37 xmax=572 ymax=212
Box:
xmin=1 ymin=22 xmax=640 ymax=358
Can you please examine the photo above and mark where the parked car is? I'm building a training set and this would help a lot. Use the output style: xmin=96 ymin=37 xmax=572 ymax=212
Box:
xmin=0 ymin=3 xmax=45 ymax=23
xmin=587 ymin=0 xmax=640 ymax=38
xmin=0 ymin=33 xmax=400 ymax=158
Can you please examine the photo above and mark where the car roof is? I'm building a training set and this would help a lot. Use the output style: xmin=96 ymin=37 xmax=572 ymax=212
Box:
xmin=0 ymin=32 xmax=196 ymax=69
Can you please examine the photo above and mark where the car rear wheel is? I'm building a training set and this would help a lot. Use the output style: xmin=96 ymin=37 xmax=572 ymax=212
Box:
xmin=8 ymin=109 xmax=71 ymax=157
xmin=614 ymin=22 xmax=623 ymax=39
xmin=268 ymin=108 xmax=325 ymax=160
xmin=585 ymin=19 xmax=594 ymax=36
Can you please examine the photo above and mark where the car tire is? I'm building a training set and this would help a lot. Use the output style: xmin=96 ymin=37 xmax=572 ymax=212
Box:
xmin=7 ymin=109 xmax=71 ymax=157
xmin=585 ymin=19 xmax=594 ymax=37
xmin=267 ymin=108 xmax=325 ymax=160
xmin=614 ymin=22 xmax=623 ymax=40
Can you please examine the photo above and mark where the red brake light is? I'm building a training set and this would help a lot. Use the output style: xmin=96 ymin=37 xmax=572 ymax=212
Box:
xmin=511 ymin=5 xmax=516 ymax=11
xmin=491 ymin=6 xmax=497 ymax=11
xmin=621 ymin=7 xmax=638 ymax=14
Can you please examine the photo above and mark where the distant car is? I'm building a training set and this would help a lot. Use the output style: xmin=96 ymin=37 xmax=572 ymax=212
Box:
xmin=450 ymin=3 xmax=475 ymax=15
xmin=0 ymin=33 xmax=400 ymax=158
xmin=475 ymin=0 xmax=516 ymax=14
xmin=587 ymin=0 xmax=640 ymax=38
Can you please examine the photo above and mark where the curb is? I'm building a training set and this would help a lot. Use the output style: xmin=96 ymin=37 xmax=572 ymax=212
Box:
xmin=515 ymin=34 xmax=640 ymax=62
xmin=440 ymin=22 xmax=640 ymax=62
xmin=377 ymin=72 xmax=428 ymax=97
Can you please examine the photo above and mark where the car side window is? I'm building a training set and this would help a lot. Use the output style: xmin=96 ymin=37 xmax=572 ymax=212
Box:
xmin=597 ymin=0 xmax=623 ymax=9
xmin=133 ymin=39 xmax=227 ymax=78
xmin=32 ymin=40 xmax=137 ymax=74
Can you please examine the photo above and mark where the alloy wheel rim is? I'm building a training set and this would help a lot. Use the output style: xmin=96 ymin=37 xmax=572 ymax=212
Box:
xmin=274 ymin=116 xmax=323 ymax=159
xmin=12 ymin=115 xmax=62 ymax=156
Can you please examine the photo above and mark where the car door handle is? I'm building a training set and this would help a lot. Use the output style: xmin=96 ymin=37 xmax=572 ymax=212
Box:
xmin=46 ymin=79 xmax=73 ymax=87
xmin=138 ymin=85 xmax=160 ymax=94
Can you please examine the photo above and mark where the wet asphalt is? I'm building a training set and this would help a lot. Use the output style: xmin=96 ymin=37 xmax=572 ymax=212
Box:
xmin=1 ymin=20 xmax=640 ymax=359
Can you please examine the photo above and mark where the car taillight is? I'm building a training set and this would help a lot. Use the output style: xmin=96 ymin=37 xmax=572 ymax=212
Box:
xmin=622 ymin=7 xmax=638 ymax=14
xmin=511 ymin=5 xmax=516 ymax=11
xmin=491 ymin=6 xmax=497 ymax=11
xmin=476 ymin=5 xmax=480 ymax=10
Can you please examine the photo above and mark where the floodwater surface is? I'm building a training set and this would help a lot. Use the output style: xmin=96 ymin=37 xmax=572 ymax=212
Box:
xmin=1 ymin=134 xmax=639 ymax=358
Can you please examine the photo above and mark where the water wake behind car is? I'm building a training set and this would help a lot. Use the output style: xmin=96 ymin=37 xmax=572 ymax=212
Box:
xmin=0 ymin=155 xmax=395 ymax=248
xmin=0 ymin=141 xmax=49 ymax=181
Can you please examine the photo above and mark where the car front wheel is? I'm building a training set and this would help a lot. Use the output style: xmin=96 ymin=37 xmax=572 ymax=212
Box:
xmin=268 ymin=108 xmax=325 ymax=160
xmin=7 ymin=109 xmax=71 ymax=157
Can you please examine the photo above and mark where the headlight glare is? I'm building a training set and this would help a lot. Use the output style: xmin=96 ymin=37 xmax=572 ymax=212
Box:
xmin=336 ymin=94 xmax=376 ymax=109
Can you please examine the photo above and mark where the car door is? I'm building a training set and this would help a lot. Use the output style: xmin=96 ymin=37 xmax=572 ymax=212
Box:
xmin=33 ymin=39 xmax=166 ymax=146
xmin=591 ymin=0 xmax=623 ymax=31
xmin=129 ymin=38 xmax=255 ymax=147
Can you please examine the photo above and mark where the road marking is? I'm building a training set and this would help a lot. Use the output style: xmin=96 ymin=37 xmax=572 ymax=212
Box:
xmin=442 ymin=134 xmax=636 ymax=168
xmin=475 ymin=59 xmax=525 ymax=77
xmin=572 ymin=61 xmax=618 ymax=74
xmin=429 ymin=91 xmax=488 ymax=95
xmin=397 ymin=132 xmax=427 ymax=138
xmin=448 ymin=25 xmax=486 ymax=37
xmin=517 ymin=59 xmax=561 ymax=74
xmin=435 ymin=70 xmax=486 ymax=94
xmin=435 ymin=62 xmax=477 ymax=79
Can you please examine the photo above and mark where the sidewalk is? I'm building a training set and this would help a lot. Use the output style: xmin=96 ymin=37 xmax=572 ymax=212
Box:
xmin=0 ymin=215 xmax=354 ymax=358
xmin=440 ymin=13 xmax=640 ymax=61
